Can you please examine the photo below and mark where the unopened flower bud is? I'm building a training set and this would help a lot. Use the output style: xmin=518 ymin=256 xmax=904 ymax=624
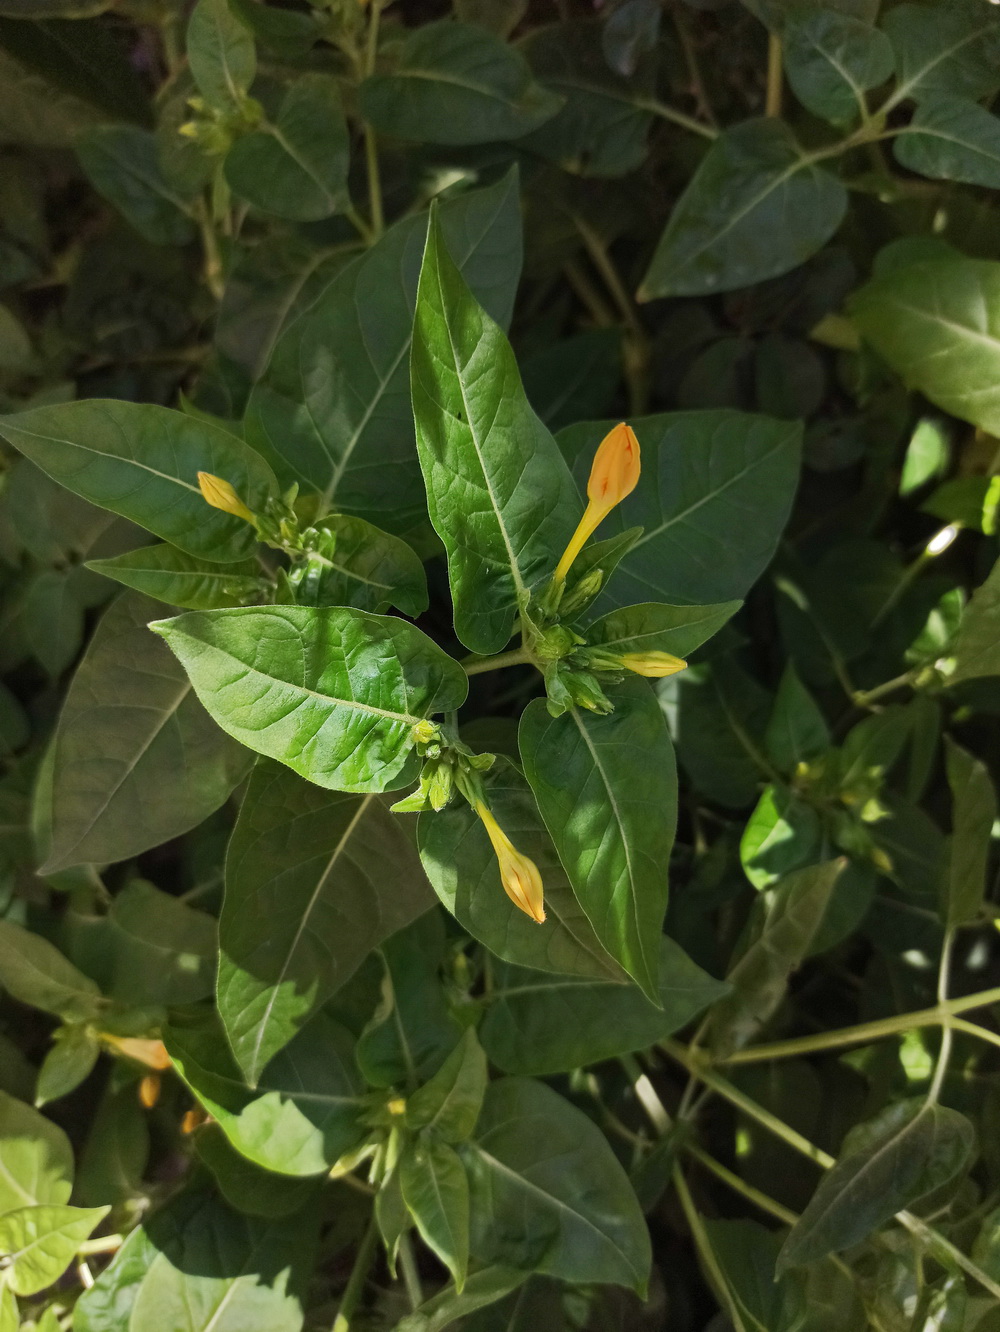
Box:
xmin=620 ymin=651 xmax=687 ymax=679
xmin=197 ymin=472 xmax=256 ymax=523
xmin=475 ymin=802 xmax=545 ymax=923
xmin=553 ymin=424 xmax=641 ymax=583
xmin=560 ymin=567 xmax=605 ymax=617
xmin=102 ymin=1035 xmax=171 ymax=1069
xmin=138 ymin=1074 xmax=161 ymax=1109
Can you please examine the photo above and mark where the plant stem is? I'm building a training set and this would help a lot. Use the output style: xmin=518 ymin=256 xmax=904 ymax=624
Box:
xmin=564 ymin=259 xmax=617 ymax=327
xmin=673 ymin=1166 xmax=749 ymax=1332
xmin=685 ymin=1142 xmax=798 ymax=1225
xmin=634 ymin=97 xmax=718 ymax=140
xmin=852 ymin=670 xmax=919 ymax=710
xmin=397 ymin=1232 xmax=424 ymax=1310
xmin=462 ymin=648 xmax=534 ymax=677
xmin=363 ymin=1 xmax=385 ymax=237
xmin=765 ymin=33 xmax=783 ymax=117
xmin=926 ymin=932 xmax=955 ymax=1106
xmin=195 ymin=200 xmax=225 ymax=302
xmin=573 ymin=216 xmax=651 ymax=416
xmin=332 ymin=1216 xmax=379 ymax=1332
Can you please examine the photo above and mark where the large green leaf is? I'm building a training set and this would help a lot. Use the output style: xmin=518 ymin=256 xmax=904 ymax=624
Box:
xmin=0 ymin=1091 xmax=74 ymax=1211
xmin=104 ymin=880 xmax=217 ymax=1006
xmin=151 ymin=605 xmax=468 ymax=794
xmin=584 ymin=600 xmax=741 ymax=658
xmin=942 ymin=737 xmax=995 ymax=930
xmin=406 ymin=1028 xmax=488 ymax=1143
xmin=480 ymin=936 xmax=728 ymax=1075
xmin=703 ymin=1219 xmax=807 ymax=1332
xmin=784 ymin=10 xmax=893 ymax=125
xmin=186 ymin=0 xmax=255 ymax=114
xmin=166 ymin=1009 xmax=366 ymax=1176
xmin=952 ymin=557 xmax=1000 ymax=684
xmin=778 ymin=1098 xmax=975 ymax=1270
xmin=851 ymin=256 xmax=1000 ymax=436
xmin=195 ymin=1127 xmax=319 ymax=1219
xmin=463 ymin=1077 xmax=651 ymax=1291
xmin=0 ymin=1203 xmax=109 ymax=1295
xmin=418 ymin=760 xmax=626 ymax=983
xmin=218 ymin=758 xmax=435 ymax=1085
xmin=288 ymin=515 xmax=428 ymax=617
xmin=359 ymin=21 xmax=561 ymax=146
xmin=519 ymin=679 xmax=676 ymax=1000
xmin=882 ymin=1 xmax=1000 ymax=105
xmin=87 ymin=543 xmax=265 ymax=611
xmin=76 ymin=125 xmax=195 ymax=245
xmin=639 ymin=120 xmax=847 ymax=299
xmin=0 ymin=920 xmax=103 ymax=1021
xmin=401 ymin=1138 xmax=470 ymax=1289
xmin=895 ymin=97 xmax=1000 ymax=189
xmin=245 ymin=172 xmax=522 ymax=536
xmin=0 ymin=401 xmax=277 ymax=562
xmin=225 ymin=73 xmax=349 ymax=221
xmin=412 ymin=210 xmax=579 ymax=654
xmin=42 ymin=592 xmax=252 ymax=873
xmin=558 ymin=411 xmax=801 ymax=609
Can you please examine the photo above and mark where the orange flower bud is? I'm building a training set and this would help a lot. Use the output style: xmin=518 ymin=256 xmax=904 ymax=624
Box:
xmin=181 ymin=1107 xmax=207 ymax=1135
xmin=102 ymin=1035 xmax=172 ymax=1069
xmin=138 ymin=1074 xmax=161 ymax=1109
xmin=197 ymin=472 xmax=256 ymax=523
xmin=554 ymin=423 xmax=641 ymax=584
xmin=475 ymin=802 xmax=545 ymax=924
xmin=620 ymin=651 xmax=687 ymax=679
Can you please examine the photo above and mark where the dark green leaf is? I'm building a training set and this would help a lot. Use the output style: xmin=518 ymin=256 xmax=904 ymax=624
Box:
xmin=942 ymin=736 xmax=995 ymax=929
xmin=35 ymin=1026 xmax=99 ymax=1107
xmin=895 ymin=97 xmax=1000 ymax=189
xmin=187 ymin=0 xmax=256 ymax=114
xmin=195 ymin=1126 xmax=319 ymax=1218
xmin=558 ymin=411 xmax=802 ymax=608
xmin=784 ymin=10 xmax=893 ymax=125
xmin=76 ymin=126 xmax=195 ymax=246
xmin=401 ymin=1138 xmax=470 ymax=1289
xmin=764 ymin=664 xmax=831 ymax=773
xmin=291 ymin=514 xmax=428 ymax=617
xmin=521 ymin=329 xmax=622 ymax=430
xmin=739 ymin=784 xmax=823 ymax=890
xmin=42 ymin=593 xmax=252 ymax=873
xmin=639 ymin=120 xmax=847 ymax=299
xmin=671 ymin=656 xmax=773 ymax=808
xmin=394 ymin=1267 xmax=529 ymax=1332
xmin=105 ymin=880 xmax=217 ymax=1005
xmin=584 ymin=600 xmax=741 ymax=658
xmin=952 ymin=557 xmax=1000 ymax=684
xmin=0 ymin=1091 xmax=73 ymax=1211
xmin=463 ymin=1077 xmax=650 ymax=1291
xmin=87 ymin=543 xmax=265 ymax=611
xmin=219 ymin=759 xmax=435 ymax=1085
xmin=75 ymin=1085 xmax=149 ymax=1208
xmin=359 ymin=21 xmax=561 ymax=146
xmin=418 ymin=759 xmax=626 ymax=983
xmin=0 ymin=919 xmax=103 ymax=1021
xmin=519 ymin=679 xmax=677 ymax=1000
xmin=226 ymin=73 xmax=350 ymax=221
xmin=152 ymin=605 xmax=468 ymax=794
xmin=0 ymin=1203 xmax=109 ymax=1295
xmin=882 ymin=1 xmax=1000 ymax=104
xmin=406 ymin=1028 xmax=488 ymax=1142
xmin=0 ymin=400 xmax=277 ymax=562
xmin=480 ymin=936 xmax=728 ymax=1075
xmin=412 ymin=209 xmax=578 ymax=654
xmin=778 ymin=1098 xmax=975 ymax=1270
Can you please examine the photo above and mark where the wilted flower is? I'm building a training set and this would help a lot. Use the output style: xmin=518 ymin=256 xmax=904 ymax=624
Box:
xmin=197 ymin=471 xmax=256 ymax=523
xmin=620 ymin=651 xmax=687 ymax=678
xmin=475 ymin=801 xmax=545 ymax=923
xmin=553 ymin=423 xmax=640 ymax=583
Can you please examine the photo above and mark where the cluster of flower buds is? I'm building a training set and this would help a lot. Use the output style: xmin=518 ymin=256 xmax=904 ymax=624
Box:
xmin=179 ymin=94 xmax=263 ymax=160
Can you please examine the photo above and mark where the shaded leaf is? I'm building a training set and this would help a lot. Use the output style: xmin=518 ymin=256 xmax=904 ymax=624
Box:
xmin=187 ymin=0 xmax=255 ymax=114
xmin=195 ymin=1126 xmax=319 ymax=1218
xmin=87 ymin=543 xmax=265 ymax=611
xmin=0 ymin=919 xmax=103 ymax=1021
xmin=942 ymin=736 xmax=995 ymax=929
xmin=0 ymin=1091 xmax=73 ymax=1211
xmin=739 ymin=784 xmax=822 ymax=890
xmin=764 ymin=664 xmax=830 ymax=773
xmin=76 ymin=125 xmax=195 ymax=246
xmin=35 ymin=1026 xmax=99 ymax=1106
xmin=105 ymin=880 xmax=217 ymax=1005
xmin=952 ymin=557 xmax=1000 ymax=685
xmin=406 ymin=1027 xmax=488 ymax=1143
xmin=882 ymin=1 xmax=1000 ymax=105
xmin=784 ymin=10 xmax=893 ymax=125
xmin=895 ymin=97 xmax=1000 ymax=189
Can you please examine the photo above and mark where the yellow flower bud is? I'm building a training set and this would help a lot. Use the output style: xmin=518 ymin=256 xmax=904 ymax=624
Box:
xmin=475 ymin=802 xmax=545 ymax=924
xmin=197 ymin=472 xmax=256 ymax=524
xmin=102 ymin=1035 xmax=172 ymax=1069
xmin=553 ymin=423 xmax=641 ymax=584
xmin=138 ymin=1074 xmax=161 ymax=1109
xmin=620 ymin=651 xmax=687 ymax=679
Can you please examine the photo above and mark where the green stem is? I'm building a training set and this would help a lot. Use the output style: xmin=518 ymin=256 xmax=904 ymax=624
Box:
xmin=673 ymin=1166 xmax=749 ymax=1332
xmin=765 ymin=33 xmax=783 ymax=117
xmin=926 ymin=932 xmax=954 ymax=1106
xmin=462 ymin=648 xmax=534 ymax=677
xmin=633 ymin=97 xmax=718 ymax=140
xmin=363 ymin=1 xmax=385 ymax=236
xmin=684 ymin=1142 xmax=798 ymax=1226
xmin=332 ymin=1216 xmax=379 ymax=1332
xmin=852 ymin=670 xmax=919 ymax=710
xmin=194 ymin=200 xmax=225 ymax=302
xmin=397 ymin=1232 xmax=424 ymax=1311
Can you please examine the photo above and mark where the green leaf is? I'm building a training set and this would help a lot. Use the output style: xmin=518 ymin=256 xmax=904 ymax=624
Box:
xmin=166 ymin=1009 xmax=366 ymax=1175
xmin=922 ymin=475 xmax=1000 ymax=535
xmin=411 ymin=209 xmax=578 ymax=654
xmin=42 ymin=592 xmax=252 ymax=873
xmin=778 ymin=1098 xmax=975 ymax=1271
xmin=584 ymin=600 xmax=741 ymax=659
xmin=882 ymin=1 xmax=1000 ymax=105
xmin=86 ymin=542 xmax=264 ymax=611
xmin=401 ymin=1138 xmax=470 ymax=1289
xmin=703 ymin=1219 xmax=807 ymax=1332
xmin=394 ymin=1267 xmax=529 ymax=1332
xmin=153 ymin=605 xmax=466 ymax=794
xmin=784 ymin=10 xmax=893 ymax=125
xmin=0 ymin=400 xmax=277 ymax=562
xmin=0 ymin=919 xmax=103 ymax=1021
xmin=639 ymin=120 xmax=847 ymax=299
xmin=289 ymin=515 xmax=428 ymax=617
xmin=558 ymin=411 xmax=802 ymax=608
xmin=519 ymin=679 xmax=677 ymax=1000
xmin=104 ymin=880 xmax=217 ymax=1005
xmin=225 ymin=73 xmax=349 ymax=222
xmin=942 ymin=737 xmax=996 ymax=930
xmin=187 ymin=0 xmax=255 ymax=113
xmin=895 ymin=97 xmax=1000 ymax=189
xmin=852 ymin=255 xmax=1000 ymax=436
xmin=521 ymin=329 xmax=623 ymax=431
xmin=75 ymin=1085 xmax=149 ymax=1209
xmin=355 ymin=914 xmax=464 ymax=1089
xmin=0 ymin=1203 xmax=109 ymax=1295
xmin=952 ymin=557 xmax=1000 ymax=684
xmin=195 ymin=1126 xmax=319 ymax=1218
xmin=0 ymin=42 xmax=106 ymax=148
xmin=463 ymin=1077 xmax=651 ymax=1292
xmin=406 ymin=1028 xmax=488 ymax=1142
xmin=245 ymin=171 xmax=522 ymax=536
xmin=672 ymin=656 xmax=773 ymax=808
xmin=764 ymin=664 xmax=831 ymax=773
xmin=0 ymin=1285 xmax=15 ymax=1332
xmin=0 ymin=1090 xmax=74 ymax=1211
xmin=219 ymin=759 xmax=435 ymax=1085
xmin=480 ymin=936 xmax=728 ymax=1075
xmin=418 ymin=759 xmax=626 ymax=983
xmin=72 ymin=1221 xmax=158 ymax=1332
xmin=359 ymin=21 xmax=561 ymax=146
xmin=739 ymin=784 xmax=823 ymax=890
xmin=709 ymin=860 xmax=845 ymax=1057
xmin=35 ymin=1026 xmax=100 ymax=1107
xmin=76 ymin=126 xmax=195 ymax=246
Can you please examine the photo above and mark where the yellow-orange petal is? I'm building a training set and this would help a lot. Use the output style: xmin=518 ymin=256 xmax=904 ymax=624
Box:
xmin=475 ymin=801 xmax=546 ymax=923
xmin=587 ymin=422 xmax=640 ymax=510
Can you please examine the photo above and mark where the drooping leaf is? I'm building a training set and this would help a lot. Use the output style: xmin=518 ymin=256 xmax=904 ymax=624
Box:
xmin=0 ymin=1091 xmax=74 ymax=1211
xmin=411 ymin=209 xmax=579 ymax=654
xmin=0 ymin=1203 xmax=109 ymax=1295
xmin=418 ymin=759 xmax=626 ymax=983
xmin=86 ymin=543 xmax=265 ymax=611
xmin=245 ymin=171 xmax=522 ymax=536
xmin=519 ymin=679 xmax=676 ymax=1000
xmin=76 ymin=125 xmax=195 ymax=245
xmin=952 ymin=557 xmax=1000 ymax=684
xmin=942 ymin=736 xmax=996 ymax=930
xmin=0 ymin=919 xmax=103 ymax=1021
xmin=895 ymin=97 xmax=1000 ymax=189
xmin=394 ymin=1267 xmax=529 ymax=1332
xmin=639 ymin=120 xmax=847 ymax=299
xmin=186 ymin=0 xmax=256 ymax=114
xmin=558 ymin=411 xmax=802 ymax=609
xmin=359 ymin=21 xmax=561 ymax=146
xmin=0 ymin=400 xmax=277 ymax=562
xmin=400 ymin=1138 xmax=470 ymax=1289
xmin=463 ymin=1077 xmax=651 ymax=1292
xmin=480 ymin=936 xmax=728 ymax=1075
xmin=42 ymin=592 xmax=252 ymax=873
xmin=226 ymin=73 xmax=350 ymax=221
xmin=778 ymin=1098 xmax=975 ymax=1270
xmin=882 ymin=1 xmax=1000 ymax=105
xmin=151 ymin=605 xmax=468 ymax=794
xmin=784 ymin=10 xmax=893 ymax=125
xmin=218 ymin=758 xmax=435 ymax=1084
